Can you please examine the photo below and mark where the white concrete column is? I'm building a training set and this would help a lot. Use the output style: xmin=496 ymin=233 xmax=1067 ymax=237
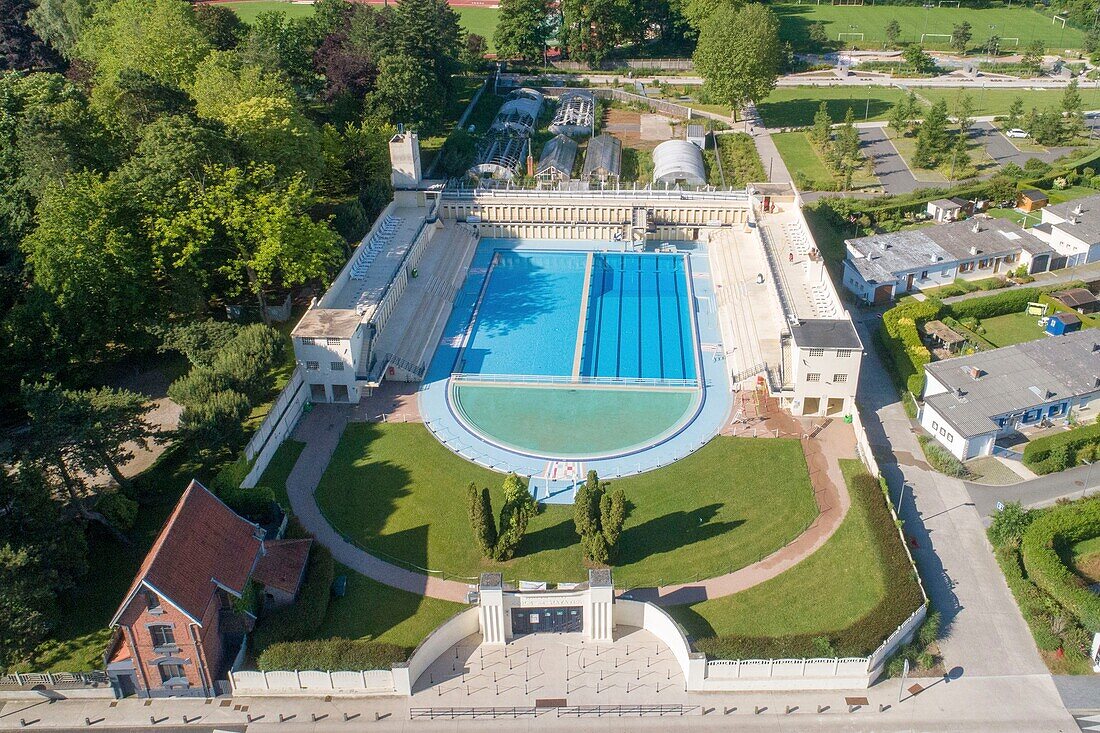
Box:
xmin=478 ymin=573 xmax=506 ymax=645
xmin=585 ymin=569 xmax=615 ymax=643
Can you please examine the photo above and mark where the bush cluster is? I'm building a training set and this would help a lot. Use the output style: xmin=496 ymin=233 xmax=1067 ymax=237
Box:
xmin=916 ymin=435 xmax=970 ymax=479
xmin=252 ymin=543 xmax=335 ymax=650
xmin=257 ymin=639 xmax=407 ymax=671
xmin=1020 ymin=498 xmax=1100 ymax=631
xmin=573 ymin=471 xmax=627 ymax=564
xmin=1023 ymin=422 xmax=1100 ymax=474
xmin=948 ymin=287 xmax=1047 ymax=321
xmin=694 ymin=472 xmax=925 ymax=660
xmin=465 ymin=473 xmax=536 ymax=561
xmin=879 ymin=298 xmax=943 ymax=395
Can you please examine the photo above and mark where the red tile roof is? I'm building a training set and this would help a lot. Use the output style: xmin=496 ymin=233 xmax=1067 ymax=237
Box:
xmin=111 ymin=480 xmax=263 ymax=626
xmin=252 ymin=539 xmax=313 ymax=595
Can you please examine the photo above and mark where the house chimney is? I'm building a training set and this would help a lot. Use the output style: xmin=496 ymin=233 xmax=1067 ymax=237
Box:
xmin=971 ymin=221 xmax=982 ymax=234
xmin=968 ymin=366 xmax=983 ymax=379
xmin=1074 ymin=204 xmax=1083 ymax=216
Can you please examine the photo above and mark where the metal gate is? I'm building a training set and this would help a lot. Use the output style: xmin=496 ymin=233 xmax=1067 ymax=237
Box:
xmin=510 ymin=607 xmax=582 ymax=635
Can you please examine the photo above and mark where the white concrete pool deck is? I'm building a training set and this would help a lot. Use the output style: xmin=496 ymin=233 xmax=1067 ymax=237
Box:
xmin=418 ymin=238 xmax=733 ymax=502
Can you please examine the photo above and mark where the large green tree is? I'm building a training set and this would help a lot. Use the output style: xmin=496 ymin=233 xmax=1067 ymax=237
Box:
xmin=559 ymin=0 xmax=632 ymax=66
xmin=914 ymin=99 xmax=950 ymax=168
xmin=494 ymin=0 xmax=551 ymax=61
xmin=368 ymin=53 xmax=446 ymax=131
xmin=692 ymin=3 xmax=780 ymax=120
xmin=154 ymin=164 xmax=341 ymax=322
xmin=573 ymin=470 xmax=626 ymax=564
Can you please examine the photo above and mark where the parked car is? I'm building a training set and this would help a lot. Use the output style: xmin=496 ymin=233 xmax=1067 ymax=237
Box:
xmin=1006 ymin=128 xmax=1030 ymax=139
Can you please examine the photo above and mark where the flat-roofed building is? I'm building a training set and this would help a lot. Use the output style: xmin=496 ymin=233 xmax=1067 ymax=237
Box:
xmin=919 ymin=329 xmax=1100 ymax=459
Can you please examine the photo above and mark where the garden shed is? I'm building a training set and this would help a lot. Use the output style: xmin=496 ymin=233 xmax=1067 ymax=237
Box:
xmin=1017 ymin=189 xmax=1049 ymax=213
xmin=1045 ymin=311 xmax=1082 ymax=336
xmin=1051 ymin=287 xmax=1099 ymax=315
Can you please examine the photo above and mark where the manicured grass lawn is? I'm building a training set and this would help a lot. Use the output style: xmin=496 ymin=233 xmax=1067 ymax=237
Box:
xmin=219 ymin=1 xmax=498 ymax=49
xmin=917 ymin=88 xmax=1100 ymax=118
xmin=314 ymin=423 xmax=819 ymax=587
xmin=757 ymin=86 xmax=907 ymax=129
xmin=889 ymin=133 xmax=948 ymax=183
xmin=979 ymin=311 xmax=1047 ymax=347
xmin=964 ymin=456 xmax=1023 ymax=486
xmin=773 ymin=131 xmax=834 ymax=181
xmin=316 ymin=565 xmax=465 ymax=649
xmin=774 ymin=2 xmax=1085 ymax=51
xmin=667 ymin=460 xmax=887 ymax=639
xmin=256 ymin=439 xmax=306 ymax=511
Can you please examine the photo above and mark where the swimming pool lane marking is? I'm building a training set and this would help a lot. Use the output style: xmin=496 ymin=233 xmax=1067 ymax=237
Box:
xmin=572 ymin=251 xmax=594 ymax=380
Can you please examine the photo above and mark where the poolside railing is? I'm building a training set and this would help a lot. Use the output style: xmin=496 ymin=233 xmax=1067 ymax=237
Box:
xmin=450 ymin=373 xmax=699 ymax=389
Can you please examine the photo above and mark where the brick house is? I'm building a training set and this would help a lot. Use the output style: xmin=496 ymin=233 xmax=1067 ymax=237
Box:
xmin=105 ymin=480 xmax=310 ymax=698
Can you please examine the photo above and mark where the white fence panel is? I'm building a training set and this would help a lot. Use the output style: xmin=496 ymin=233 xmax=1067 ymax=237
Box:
xmin=263 ymin=671 xmax=299 ymax=690
xmin=362 ymin=670 xmax=396 ymax=692
xmin=328 ymin=671 xmax=363 ymax=689
xmin=297 ymin=671 xmax=333 ymax=690
xmin=230 ymin=671 xmax=268 ymax=692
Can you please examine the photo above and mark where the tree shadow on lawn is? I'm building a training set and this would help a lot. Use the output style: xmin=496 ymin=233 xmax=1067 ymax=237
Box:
xmin=616 ymin=503 xmax=744 ymax=568
xmin=519 ymin=515 xmax=578 ymax=557
xmin=326 ymin=423 xmax=414 ymax=544
xmin=758 ymin=97 xmax=895 ymax=129
xmin=374 ymin=523 xmax=432 ymax=577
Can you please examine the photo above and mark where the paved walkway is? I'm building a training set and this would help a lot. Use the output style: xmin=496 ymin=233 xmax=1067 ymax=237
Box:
xmin=858 ymin=126 xmax=921 ymax=194
xmin=941 ymin=260 xmax=1100 ymax=305
xmin=744 ymin=104 xmax=791 ymax=184
xmin=0 ymin=673 xmax=1077 ymax=731
xmin=852 ymin=312 xmax=1048 ymax=678
xmin=285 ymin=404 xmax=856 ymax=606
xmin=966 ymin=460 xmax=1100 ymax=518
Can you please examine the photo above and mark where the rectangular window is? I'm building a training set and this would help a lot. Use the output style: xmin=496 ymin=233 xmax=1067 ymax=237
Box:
xmin=301 ymin=337 xmax=317 ymax=346
xmin=159 ymin=663 xmax=186 ymax=683
xmin=833 ymin=373 xmax=848 ymax=383
xmin=326 ymin=337 xmax=341 ymax=346
xmin=806 ymin=373 xmax=821 ymax=383
xmin=330 ymin=361 xmax=344 ymax=371
xmin=305 ymin=361 xmax=319 ymax=371
xmin=808 ymin=348 xmax=824 ymax=358
xmin=940 ymin=427 xmax=947 ymax=437
xmin=941 ymin=269 xmax=952 ymax=277
xmin=146 ymin=592 xmax=162 ymax=614
xmin=836 ymin=350 xmax=852 ymax=358
xmin=947 ymin=433 xmax=954 ymax=443
xmin=149 ymin=625 xmax=175 ymax=648
xmin=932 ymin=421 xmax=939 ymax=431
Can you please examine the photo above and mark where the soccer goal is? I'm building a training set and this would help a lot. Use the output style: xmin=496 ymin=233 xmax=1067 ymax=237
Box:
xmin=838 ymin=31 xmax=865 ymax=41
xmin=1053 ymin=14 xmax=1068 ymax=28
xmin=832 ymin=0 xmax=865 ymax=5
xmin=938 ymin=0 xmax=961 ymax=7
xmin=920 ymin=33 xmax=951 ymax=44
xmin=1001 ymin=36 xmax=1020 ymax=47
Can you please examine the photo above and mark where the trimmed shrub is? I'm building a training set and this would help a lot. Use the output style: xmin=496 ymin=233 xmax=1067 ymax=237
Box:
xmin=1023 ymin=422 xmax=1100 ymax=473
xmin=879 ymin=297 xmax=943 ymax=396
xmin=948 ymin=287 xmax=1046 ymax=321
xmin=917 ymin=435 xmax=970 ymax=479
xmin=257 ymin=639 xmax=407 ymax=671
xmin=693 ymin=472 xmax=925 ymax=659
xmin=1020 ymin=498 xmax=1100 ymax=631
xmin=253 ymin=544 xmax=335 ymax=649
xmin=992 ymin=544 xmax=1063 ymax=652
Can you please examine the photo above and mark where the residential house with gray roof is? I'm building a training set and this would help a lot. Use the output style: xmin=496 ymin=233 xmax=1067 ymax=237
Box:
xmin=919 ymin=329 xmax=1100 ymax=460
xmin=842 ymin=218 xmax=1054 ymax=304
xmin=1035 ymin=193 xmax=1100 ymax=268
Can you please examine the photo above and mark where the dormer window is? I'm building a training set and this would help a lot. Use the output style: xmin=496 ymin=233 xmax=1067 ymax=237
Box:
xmin=146 ymin=591 xmax=163 ymax=614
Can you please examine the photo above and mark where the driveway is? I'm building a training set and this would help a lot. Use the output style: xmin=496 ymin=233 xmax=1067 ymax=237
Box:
xmin=858 ymin=126 xmax=920 ymax=194
xmin=970 ymin=122 xmax=1075 ymax=167
xmin=852 ymin=313 xmax=1050 ymax=678
xmin=966 ymin=460 xmax=1100 ymax=518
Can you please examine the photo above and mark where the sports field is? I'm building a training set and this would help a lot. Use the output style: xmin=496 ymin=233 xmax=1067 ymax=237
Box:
xmin=775 ymin=2 xmax=1086 ymax=51
xmin=217 ymin=1 xmax=499 ymax=46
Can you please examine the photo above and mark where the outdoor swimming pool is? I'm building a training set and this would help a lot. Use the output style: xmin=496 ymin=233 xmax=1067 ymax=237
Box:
xmin=447 ymin=247 xmax=702 ymax=459
xmin=459 ymin=250 xmax=697 ymax=383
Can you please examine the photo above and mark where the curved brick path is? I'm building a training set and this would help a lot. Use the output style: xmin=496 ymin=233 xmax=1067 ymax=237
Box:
xmin=286 ymin=402 xmax=853 ymax=607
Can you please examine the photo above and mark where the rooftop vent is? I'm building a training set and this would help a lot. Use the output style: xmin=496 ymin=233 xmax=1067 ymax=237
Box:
xmin=931 ymin=254 xmax=941 ymax=263
xmin=969 ymin=246 xmax=979 ymax=256
xmin=1072 ymin=215 xmax=1081 ymax=225
xmin=971 ymin=221 xmax=982 ymax=234
xmin=1074 ymin=204 xmax=1084 ymax=216
xmin=1093 ymin=343 xmax=1100 ymax=352
xmin=955 ymin=386 xmax=965 ymax=399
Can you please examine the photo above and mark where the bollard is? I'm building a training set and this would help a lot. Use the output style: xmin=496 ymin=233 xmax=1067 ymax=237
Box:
xmin=20 ymin=720 xmax=26 ymax=728
xmin=818 ymin=705 xmax=828 ymax=714
xmin=85 ymin=719 xmax=91 ymax=727
xmin=786 ymin=705 xmax=794 ymax=715
xmin=754 ymin=706 xmax=763 ymax=715
xmin=375 ymin=712 xmax=381 ymax=721
xmin=880 ymin=704 xmax=889 ymax=713
xmin=724 ymin=707 xmax=735 ymax=715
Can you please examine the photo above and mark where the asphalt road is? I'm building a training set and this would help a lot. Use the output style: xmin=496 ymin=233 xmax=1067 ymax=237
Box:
xmin=857 ymin=126 xmax=920 ymax=194
xmin=965 ymin=460 xmax=1100 ymax=517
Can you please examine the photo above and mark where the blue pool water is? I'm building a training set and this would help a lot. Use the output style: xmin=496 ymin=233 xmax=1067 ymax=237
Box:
xmin=460 ymin=249 xmax=696 ymax=381
xmin=580 ymin=253 xmax=696 ymax=381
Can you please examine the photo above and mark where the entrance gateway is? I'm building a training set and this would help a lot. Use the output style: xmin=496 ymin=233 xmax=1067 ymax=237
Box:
xmin=510 ymin=606 xmax=582 ymax=635
xmin=477 ymin=569 xmax=615 ymax=644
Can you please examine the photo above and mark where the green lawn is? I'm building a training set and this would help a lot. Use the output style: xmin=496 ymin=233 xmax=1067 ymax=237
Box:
xmin=774 ymin=2 xmax=1085 ymax=51
xmin=219 ymin=1 xmax=498 ymax=48
xmin=316 ymin=566 xmax=465 ymax=649
xmin=772 ymin=131 xmax=835 ymax=182
xmin=668 ymin=460 xmax=887 ymax=640
xmin=917 ymin=88 xmax=1100 ymax=118
xmin=758 ymin=86 xmax=907 ymax=128
xmin=314 ymin=423 xmax=819 ymax=588
xmin=256 ymin=439 xmax=306 ymax=511
xmin=978 ymin=311 xmax=1047 ymax=347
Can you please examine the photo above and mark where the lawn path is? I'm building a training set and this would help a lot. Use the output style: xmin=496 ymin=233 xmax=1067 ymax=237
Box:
xmin=285 ymin=405 xmax=854 ymax=606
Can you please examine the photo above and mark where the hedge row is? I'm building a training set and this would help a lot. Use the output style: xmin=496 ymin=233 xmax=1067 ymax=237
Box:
xmin=1022 ymin=421 xmax=1100 ymax=474
xmin=1020 ymin=498 xmax=1100 ymax=631
xmin=252 ymin=543 xmax=335 ymax=650
xmin=693 ymin=472 xmax=925 ymax=660
xmin=256 ymin=638 xmax=407 ymax=672
xmin=948 ymin=287 xmax=1050 ymax=321
xmin=880 ymin=298 xmax=943 ymax=396
xmin=994 ymin=544 xmax=1069 ymax=652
